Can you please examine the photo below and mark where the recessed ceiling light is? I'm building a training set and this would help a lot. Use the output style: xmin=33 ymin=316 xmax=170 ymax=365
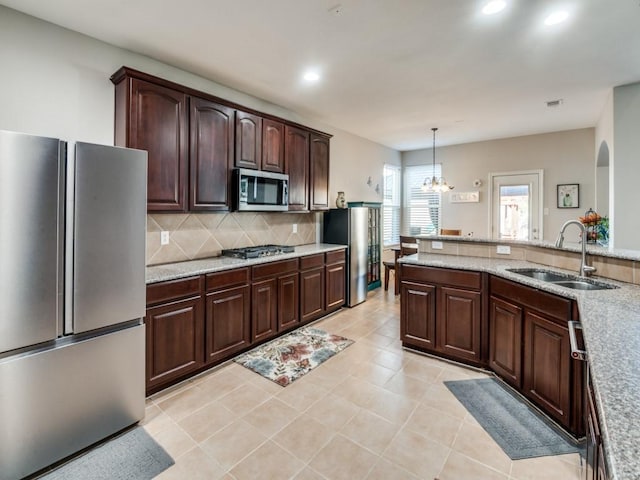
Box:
xmin=482 ymin=1 xmax=506 ymax=15
xmin=544 ymin=11 xmax=569 ymax=25
xmin=303 ymin=71 xmax=320 ymax=82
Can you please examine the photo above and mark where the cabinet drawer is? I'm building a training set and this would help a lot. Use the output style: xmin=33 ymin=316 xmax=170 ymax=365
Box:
xmin=206 ymin=267 xmax=249 ymax=292
xmin=490 ymin=276 xmax=571 ymax=321
xmin=325 ymin=249 xmax=346 ymax=265
xmin=146 ymin=276 xmax=202 ymax=306
xmin=401 ymin=265 xmax=481 ymax=290
xmin=252 ymin=258 xmax=299 ymax=280
xmin=300 ymin=253 xmax=324 ymax=270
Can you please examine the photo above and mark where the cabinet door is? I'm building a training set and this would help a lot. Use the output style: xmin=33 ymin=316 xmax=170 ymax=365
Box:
xmin=325 ymin=261 xmax=346 ymax=312
xmin=523 ymin=310 xmax=571 ymax=428
xmin=205 ymin=284 xmax=250 ymax=364
xmin=262 ymin=119 xmax=285 ymax=173
xmin=189 ymin=97 xmax=234 ymax=211
xmin=310 ymin=133 xmax=330 ymax=211
xmin=300 ymin=267 xmax=325 ymax=323
xmin=489 ymin=296 xmax=523 ymax=388
xmin=145 ymin=296 xmax=204 ymax=391
xmin=130 ymin=78 xmax=188 ymax=211
xmin=400 ymin=281 xmax=436 ymax=351
xmin=438 ymin=286 xmax=482 ymax=363
xmin=285 ymin=125 xmax=310 ymax=211
xmin=235 ymin=110 xmax=262 ymax=170
xmin=278 ymin=272 xmax=300 ymax=331
xmin=252 ymin=278 xmax=278 ymax=343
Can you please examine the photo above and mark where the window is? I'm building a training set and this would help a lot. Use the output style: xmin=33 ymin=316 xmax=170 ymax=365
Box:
xmin=404 ymin=164 xmax=442 ymax=235
xmin=383 ymin=164 xmax=401 ymax=246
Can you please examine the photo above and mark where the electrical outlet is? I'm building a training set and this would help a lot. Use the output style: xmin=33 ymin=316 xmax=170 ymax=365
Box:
xmin=496 ymin=245 xmax=511 ymax=255
xmin=160 ymin=231 xmax=170 ymax=245
xmin=292 ymin=223 xmax=298 ymax=234
xmin=432 ymin=241 xmax=443 ymax=250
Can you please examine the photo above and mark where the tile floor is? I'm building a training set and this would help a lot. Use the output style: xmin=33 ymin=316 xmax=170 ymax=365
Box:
xmin=145 ymin=288 xmax=584 ymax=480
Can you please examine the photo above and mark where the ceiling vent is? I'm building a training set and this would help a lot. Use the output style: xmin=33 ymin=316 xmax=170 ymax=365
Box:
xmin=546 ymin=99 xmax=564 ymax=107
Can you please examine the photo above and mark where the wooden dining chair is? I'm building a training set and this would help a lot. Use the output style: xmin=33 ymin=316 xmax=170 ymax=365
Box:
xmin=440 ymin=228 xmax=462 ymax=236
xmin=384 ymin=236 xmax=419 ymax=293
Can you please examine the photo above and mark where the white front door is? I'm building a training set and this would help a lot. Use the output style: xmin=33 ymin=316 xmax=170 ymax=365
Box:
xmin=490 ymin=170 xmax=543 ymax=241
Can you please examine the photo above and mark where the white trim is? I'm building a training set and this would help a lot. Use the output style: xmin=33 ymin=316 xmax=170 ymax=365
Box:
xmin=488 ymin=169 xmax=544 ymax=240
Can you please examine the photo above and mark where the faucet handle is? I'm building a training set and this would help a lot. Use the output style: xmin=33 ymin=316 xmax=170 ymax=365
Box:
xmin=582 ymin=265 xmax=597 ymax=276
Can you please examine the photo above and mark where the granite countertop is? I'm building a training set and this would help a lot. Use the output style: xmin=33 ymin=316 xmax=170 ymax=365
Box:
xmin=146 ymin=243 xmax=347 ymax=284
xmin=399 ymin=253 xmax=640 ymax=480
xmin=415 ymin=235 xmax=640 ymax=262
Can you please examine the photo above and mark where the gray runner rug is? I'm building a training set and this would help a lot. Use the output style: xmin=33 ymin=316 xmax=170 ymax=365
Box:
xmin=445 ymin=377 xmax=582 ymax=460
xmin=40 ymin=427 xmax=174 ymax=480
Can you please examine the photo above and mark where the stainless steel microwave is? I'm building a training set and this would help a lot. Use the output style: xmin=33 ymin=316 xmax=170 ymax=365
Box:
xmin=233 ymin=168 xmax=289 ymax=211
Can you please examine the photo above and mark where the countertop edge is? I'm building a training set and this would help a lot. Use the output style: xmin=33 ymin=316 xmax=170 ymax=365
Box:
xmin=145 ymin=243 xmax=348 ymax=284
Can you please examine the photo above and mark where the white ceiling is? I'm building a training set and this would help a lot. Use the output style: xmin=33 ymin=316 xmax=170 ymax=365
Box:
xmin=3 ymin=0 xmax=640 ymax=150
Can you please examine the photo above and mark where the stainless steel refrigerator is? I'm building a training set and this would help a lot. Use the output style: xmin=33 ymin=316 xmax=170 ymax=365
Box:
xmin=0 ymin=130 xmax=147 ymax=480
xmin=323 ymin=207 xmax=368 ymax=307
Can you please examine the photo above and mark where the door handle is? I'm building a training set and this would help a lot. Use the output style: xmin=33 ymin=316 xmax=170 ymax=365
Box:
xmin=568 ymin=320 xmax=587 ymax=361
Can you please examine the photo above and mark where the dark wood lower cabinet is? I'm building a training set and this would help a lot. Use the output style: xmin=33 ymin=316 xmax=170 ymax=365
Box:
xmin=523 ymin=310 xmax=571 ymax=429
xmin=251 ymin=278 xmax=278 ymax=343
xmin=325 ymin=251 xmax=346 ymax=312
xmin=144 ymin=250 xmax=345 ymax=394
xmin=205 ymin=284 xmax=251 ymax=364
xmin=300 ymin=266 xmax=325 ymax=323
xmin=438 ymin=286 xmax=482 ymax=363
xmin=145 ymin=296 xmax=204 ymax=391
xmin=585 ymin=365 xmax=611 ymax=480
xmin=278 ymin=272 xmax=300 ymax=331
xmin=400 ymin=281 xmax=437 ymax=351
xmin=489 ymin=295 xmax=523 ymax=388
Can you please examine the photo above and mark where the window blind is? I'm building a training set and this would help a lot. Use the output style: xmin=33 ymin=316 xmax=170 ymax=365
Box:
xmin=404 ymin=164 xmax=442 ymax=236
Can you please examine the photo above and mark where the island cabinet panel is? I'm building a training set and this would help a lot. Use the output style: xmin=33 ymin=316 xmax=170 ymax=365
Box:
xmin=261 ymin=118 xmax=285 ymax=173
xmin=489 ymin=295 xmax=523 ymax=388
xmin=144 ymin=276 xmax=204 ymax=394
xmin=189 ymin=97 xmax=234 ymax=210
xmin=205 ymin=268 xmax=251 ymax=364
xmin=285 ymin=125 xmax=310 ymax=211
xmin=235 ymin=110 xmax=262 ymax=170
xmin=125 ymin=78 xmax=188 ymax=211
xmin=523 ymin=310 xmax=571 ymax=429
xmin=400 ymin=265 xmax=485 ymax=365
xmin=438 ymin=286 xmax=482 ymax=363
xmin=310 ymin=133 xmax=330 ymax=211
xmin=400 ymin=281 xmax=437 ymax=351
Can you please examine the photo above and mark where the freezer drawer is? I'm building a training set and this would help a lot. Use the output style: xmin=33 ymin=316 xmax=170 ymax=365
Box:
xmin=0 ymin=325 xmax=145 ymax=480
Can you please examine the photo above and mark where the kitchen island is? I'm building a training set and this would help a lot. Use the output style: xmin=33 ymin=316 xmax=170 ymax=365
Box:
xmin=399 ymin=250 xmax=640 ymax=480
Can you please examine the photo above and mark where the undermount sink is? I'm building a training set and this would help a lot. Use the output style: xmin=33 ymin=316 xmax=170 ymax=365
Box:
xmin=506 ymin=268 xmax=618 ymax=291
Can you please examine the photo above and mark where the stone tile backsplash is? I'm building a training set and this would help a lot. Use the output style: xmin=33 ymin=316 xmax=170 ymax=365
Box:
xmin=147 ymin=212 xmax=318 ymax=266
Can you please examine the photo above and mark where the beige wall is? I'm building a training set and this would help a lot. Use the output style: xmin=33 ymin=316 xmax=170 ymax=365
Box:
xmin=0 ymin=6 xmax=399 ymax=259
xmin=402 ymin=128 xmax=595 ymax=242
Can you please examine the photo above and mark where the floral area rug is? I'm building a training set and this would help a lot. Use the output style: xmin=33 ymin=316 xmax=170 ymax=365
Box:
xmin=234 ymin=327 xmax=354 ymax=386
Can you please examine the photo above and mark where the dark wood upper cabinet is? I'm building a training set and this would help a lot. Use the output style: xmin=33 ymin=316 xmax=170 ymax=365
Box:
xmin=285 ymin=125 xmax=310 ymax=211
xmin=235 ymin=110 xmax=262 ymax=170
xmin=310 ymin=133 xmax=330 ymax=211
xmin=112 ymin=67 xmax=331 ymax=212
xmin=116 ymin=77 xmax=188 ymax=211
xmin=189 ymin=97 xmax=234 ymax=211
xmin=262 ymin=119 xmax=285 ymax=173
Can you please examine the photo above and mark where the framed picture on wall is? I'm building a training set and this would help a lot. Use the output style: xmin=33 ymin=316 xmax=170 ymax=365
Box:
xmin=557 ymin=184 xmax=579 ymax=208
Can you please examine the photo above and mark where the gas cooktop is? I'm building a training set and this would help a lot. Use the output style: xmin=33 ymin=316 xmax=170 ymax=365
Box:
xmin=221 ymin=244 xmax=295 ymax=259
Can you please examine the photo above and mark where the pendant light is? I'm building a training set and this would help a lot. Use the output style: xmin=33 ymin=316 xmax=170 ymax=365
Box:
xmin=421 ymin=127 xmax=454 ymax=193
